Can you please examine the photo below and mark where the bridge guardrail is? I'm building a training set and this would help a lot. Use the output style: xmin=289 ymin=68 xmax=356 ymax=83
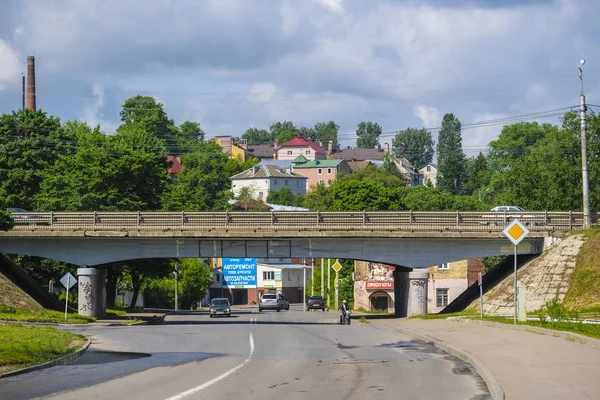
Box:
xmin=6 ymin=211 xmax=591 ymax=232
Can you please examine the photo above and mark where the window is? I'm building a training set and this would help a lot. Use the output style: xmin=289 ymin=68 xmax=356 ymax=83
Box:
xmin=426 ymin=165 xmax=431 ymax=172
xmin=288 ymin=271 xmax=291 ymax=281
xmin=274 ymin=179 xmax=278 ymax=185
xmin=287 ymin=150 xmax=293 ymax=156
xmin=327 ymin=180 xmax=331 ymax=185
xmin=317 ymin=168 xmax=322 ymax=175
xmin=285 ymin=180 xmax=288 ymax=186
xmin=436 ymin=288 xmax=449 ymax=308
xmin=306 ymin=150 xmax=311 ymax=155
xmin=438 ymin=263 xmax=450 ymax=270
xmin=259 ymin=192 xmax=264 ymax=199
xmin=263 ymin=271 xmax=275 ymax=280
xmin=327 ymin=168 xmax=332 ymax=174
xmin=296 ymin=180 xmax=299 ymax=186
xmin=319 ymin=179 xmax=324 ymax=184
xmin=215 ymin=273 xmax=220 ymax=282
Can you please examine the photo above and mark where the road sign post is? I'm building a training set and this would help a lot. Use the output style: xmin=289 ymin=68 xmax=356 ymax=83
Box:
xmin=332 ymin=260 xmax=342 ymax=311
xmin=478 ymin=272 xmax=483 ymax=318
xmin=503 ymin=219 xmax=529 ymax=325
xmin=327 ymin=259 xmax=331 ymax=310
xmin=60 ymin=272 xmax=76 ymax=321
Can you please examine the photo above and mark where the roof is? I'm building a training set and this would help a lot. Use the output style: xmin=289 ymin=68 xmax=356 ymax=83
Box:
xmin=257 ymin=263 xmax=309 ymax=270
xmin=167 ymin=155 xmax=182 ymax=174
xmin=331 ymin=148 xmax=387 ymax=161
xmin=293 ymin=154 xmax=308 ymax=163
xmin=258 ymin=160 xmax=291 ymax=169
xmin=346 ymin=160 xmax=372 ymax=173
xmin=419 ymin=163 xmax=438 ymax=170
xmin=231 ymin=199 xmax=272 ymax=210
xmin=226 ymin=200 xmax=309 ymax=211
xmin=291 ymin=159 xmax=344 ymax=168
xmin=245 ymin=144 xmax=276 ymax=159
xmin=230 ymin=164 xmax=307 ymax=180
xmin=280 ymin=133 xmax=326 ymax=154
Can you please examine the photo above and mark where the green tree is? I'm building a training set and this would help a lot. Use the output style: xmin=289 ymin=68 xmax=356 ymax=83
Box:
xmin=355 ymin=121 xmax=382 ymax=148
xmin=274 ymin=130 xmax=297 ymax=144
xmin=0 ymin=109 xmax=73 ymax=210
xmin=266 ymin=187 xmax=299 ymax=206
xmin=436 ymin=113 xmax=467 ymax=194
xmin=0 ymin=210 xmax=13 ymax=231
xmin=269 ymin=121 xmax=297 ymax=141
xmin=465 ymin=152 xmax=491 ymax=196
xmin=178 ymin=121 xmax=205 ymax=152
xmin=177 ymin=259 xmax=213 ymax=309
xmin=391 ymin=127 xmax=434 ymax=168
xmin=314 ymin=121 xmax=339 ymax=150
xmin=299 ymin=126 xmax=318 ymax=143
xmin=242 ymin=127 xmax=272 ymax=145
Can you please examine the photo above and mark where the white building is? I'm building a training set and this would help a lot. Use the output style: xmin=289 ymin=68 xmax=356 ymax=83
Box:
xmin=419 ymin=163 xmax=438 ymax=187
xmin=230 ymin=164 xmax=307 ymax=201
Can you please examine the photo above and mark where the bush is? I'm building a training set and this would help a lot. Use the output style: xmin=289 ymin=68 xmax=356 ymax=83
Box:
xmin=544 ymin=299 xmax=578 ymax=322
xmin=0 ymin=209 xmax=14 ymax=231
xmin=142 ymin=278 xmax=174 ymax=309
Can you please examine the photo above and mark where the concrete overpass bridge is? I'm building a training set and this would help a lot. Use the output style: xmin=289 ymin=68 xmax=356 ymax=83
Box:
xmin=0 ymin=210 xmax=584 ymax=318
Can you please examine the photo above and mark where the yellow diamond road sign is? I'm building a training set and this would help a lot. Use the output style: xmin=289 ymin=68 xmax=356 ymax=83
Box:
xmin=503 ymin=219 xmax=529 ymax=245
xmin=332 ymin=262 xmax=343 ymax=272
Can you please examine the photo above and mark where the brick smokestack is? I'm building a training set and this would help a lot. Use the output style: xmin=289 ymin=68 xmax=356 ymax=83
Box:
xmin=27 ymin=56 xmax=36 ymax=111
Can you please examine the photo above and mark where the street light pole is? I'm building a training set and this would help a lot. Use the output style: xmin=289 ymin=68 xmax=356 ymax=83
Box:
xmin=579 ymin=59 xmax=591 ymax=228
xmin=173 ymin=264 xmax=179 ymax=311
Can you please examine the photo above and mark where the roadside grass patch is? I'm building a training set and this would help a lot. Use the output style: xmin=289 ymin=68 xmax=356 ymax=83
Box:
xmin=359 ymin=316 xmax=370 ymax=324
xmin=0 ymin=325 xmax=86 ymax=373
xmin=0 ymin=307 xmax=94 ymax=324
xmin=413 ymin=310 xmax=478 ymax=320
xmin=563 ymin=231 xmax=600 ymax=310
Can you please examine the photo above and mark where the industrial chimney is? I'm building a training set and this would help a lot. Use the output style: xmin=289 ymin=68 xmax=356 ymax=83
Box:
xmin=26 ymin=56 xmax=36 ymax=111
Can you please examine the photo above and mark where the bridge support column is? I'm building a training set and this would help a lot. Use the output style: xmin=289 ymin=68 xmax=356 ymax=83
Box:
xmin=77 ymin=268 xmax=106 ymax=318
xmin=395 ymin=270 xmax=429 ymax=317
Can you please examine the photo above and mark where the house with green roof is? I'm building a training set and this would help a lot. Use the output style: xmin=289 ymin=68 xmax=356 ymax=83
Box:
xmin=291 ymin=156 xmax=351 ymax=191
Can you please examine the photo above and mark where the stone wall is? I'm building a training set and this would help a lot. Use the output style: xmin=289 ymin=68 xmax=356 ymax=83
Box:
xmin=468 ymin=234 xmax=586 ymax=315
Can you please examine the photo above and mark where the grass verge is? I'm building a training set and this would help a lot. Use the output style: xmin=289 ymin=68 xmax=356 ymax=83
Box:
xmin=0 ymin=306 xmax=95 ymax=324
xmin=563 ymin=231 xmax=600 ymax=309
xmin=0 ymin=325 xmax=86 ymax=373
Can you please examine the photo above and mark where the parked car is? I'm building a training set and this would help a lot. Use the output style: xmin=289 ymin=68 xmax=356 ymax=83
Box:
xmin=259 ymin=293 xmax=284 ymax=312
xmin=209 ymin=298 xmax=231 ymax=318
xmin=307 ymin=295 xmax=325 ymax=311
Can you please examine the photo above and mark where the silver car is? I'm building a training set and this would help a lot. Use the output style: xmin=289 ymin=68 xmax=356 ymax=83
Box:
xmin=259 ymin=293 xmax=283 ymax=312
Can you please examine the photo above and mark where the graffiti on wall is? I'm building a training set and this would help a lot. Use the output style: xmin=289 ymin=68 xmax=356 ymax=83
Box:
xmin=80 ymin=281 xmax=94 ymax=311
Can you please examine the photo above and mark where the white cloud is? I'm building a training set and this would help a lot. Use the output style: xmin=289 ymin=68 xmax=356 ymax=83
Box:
xmin=314 ymin=0 xmax=344 ymax=13
xmin=414 ymin=105 xmax=440 ymax=128
xmin=0 ymin=40 xmax=20 ymax=92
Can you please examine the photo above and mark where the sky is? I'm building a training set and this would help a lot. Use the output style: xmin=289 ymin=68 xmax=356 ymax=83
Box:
xmin=1 ymin=0 xmax=600 ymax=156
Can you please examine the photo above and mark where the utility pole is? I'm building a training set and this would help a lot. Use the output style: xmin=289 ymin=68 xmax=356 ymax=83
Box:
xmin=311 ymin=258 xmax=314 ymax=296
xmin=321 ymin=258 xmax=324 ymax=298
xmin=173 ymin=263 xmax=179 ymax=311
xmin=579 ymin=59 xmax=591 ymax=228
xmin=303 ymin=266 xmax=307 ymax=312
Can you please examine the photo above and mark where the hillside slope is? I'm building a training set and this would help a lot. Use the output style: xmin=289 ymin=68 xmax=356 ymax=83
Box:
xmin=563 ymin=232 xmax=600 ymax=309
xmin=0 ymin=271 xmax=42 ymax=310
xmin=467 ymin=234 xmax=586 ymax=315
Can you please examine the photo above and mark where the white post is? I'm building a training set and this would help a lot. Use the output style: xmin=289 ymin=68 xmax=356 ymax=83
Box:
xmin=335 ymin=270 xmax=339 ymax=311
xmin=64 ymin=275 xmax=70 ymax=321
xmin=478 ymin=272 xmax=483 ymax=319
xmin=514 ymin=245 xmax=517 ymax=325
xmin=311 ymin=259 xmax=314 ymax=297
xmin=174 ymin=264 xmax=179 ymax=311
xmin=303 ymin=267 xmax=307 ymax=312
xmin=321 ymin=258 xmax=324 ymax=297
xmin=327 ymin=259 xmax=331 ymax=310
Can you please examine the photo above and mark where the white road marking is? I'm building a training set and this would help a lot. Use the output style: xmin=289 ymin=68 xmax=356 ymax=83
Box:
xmin=164 ymin=332 xmax=255 ymax=400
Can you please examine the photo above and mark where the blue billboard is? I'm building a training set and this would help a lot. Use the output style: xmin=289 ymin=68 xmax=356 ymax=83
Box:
xmin=222 ymin=258 xmax=257 ymax=288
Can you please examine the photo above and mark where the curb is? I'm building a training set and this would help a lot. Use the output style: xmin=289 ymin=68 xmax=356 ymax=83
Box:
xmin=448 ymin=317 xmax=600 ymax=350
xmin=382 ymin=323 xmax=505 ymax=400
xmin=0 ymin=338 xmax=91 ymax=379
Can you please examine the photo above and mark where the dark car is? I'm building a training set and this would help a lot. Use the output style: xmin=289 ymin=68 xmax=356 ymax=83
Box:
xmin=209 ymin=298 xmax=231 ymax=318
xmin=307 ymin=295 xmax=325 ymax=311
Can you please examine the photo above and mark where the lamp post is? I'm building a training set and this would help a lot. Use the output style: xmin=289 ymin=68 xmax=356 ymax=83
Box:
xmin=579 ymin=59 xmax=591 ymax=228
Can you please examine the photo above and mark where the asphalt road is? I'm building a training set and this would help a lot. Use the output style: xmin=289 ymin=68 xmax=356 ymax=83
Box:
xmin=0 ymin=307 xmax=490 ymax=400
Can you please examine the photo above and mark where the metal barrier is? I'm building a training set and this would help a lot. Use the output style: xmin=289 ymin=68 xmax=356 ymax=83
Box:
xmin=7 ymin=211 xmax=588 ymax=232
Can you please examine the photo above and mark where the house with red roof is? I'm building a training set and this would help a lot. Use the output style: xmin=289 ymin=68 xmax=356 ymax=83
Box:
xmin=275 ymin=133 xmax=327 ymax=161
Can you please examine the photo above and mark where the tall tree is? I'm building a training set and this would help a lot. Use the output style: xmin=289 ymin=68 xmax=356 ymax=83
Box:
xmin=269 ymin=121 xmax=297 ymax=141
xmin=436 ymin=113 xmax=467 ymax=194
xmin=314 ymin=121 xmax=339 ymax=150
xmin=465 ymin=152 xmax=491 ymax=197
xmin=178 ymin=121 xmax=205 ymax=151
xmin=391 ymin=127 xmax=434 ymax=168
xmin=355 ymin=121 xmax=382 ymax=148
xmin=0 ymin=109 xmax=74 ymax=210
xmin=299 ymin=126 xmax=318 ymax=143
xmin=274 ymin=130 xmax=297 ymax=144
xmin=242 ymin=127 xmax=272 ymax=145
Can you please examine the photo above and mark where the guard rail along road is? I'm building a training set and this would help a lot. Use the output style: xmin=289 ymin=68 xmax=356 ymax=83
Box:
xmin=6 ymin=210 xmax=594 ymax=232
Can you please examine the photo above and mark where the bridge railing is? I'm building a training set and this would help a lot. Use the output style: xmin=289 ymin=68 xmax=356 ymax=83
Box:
xmin=6 ymin=210 xmax=590 ymax=232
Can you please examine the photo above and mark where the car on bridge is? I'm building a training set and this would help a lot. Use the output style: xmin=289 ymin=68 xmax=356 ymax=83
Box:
xmin=6 ymin=208 xmax=51 ymax=226
xmin=480 ymin=206 xmax=545 ymax=227
xmin=209 ymin=298 xmax=231 ymax=317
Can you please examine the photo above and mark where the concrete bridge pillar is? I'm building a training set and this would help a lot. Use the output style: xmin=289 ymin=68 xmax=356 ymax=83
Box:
xmin=77 ymin=267 xmax=106 ymax=318
xmin=394 ymin=270 xmax=429 ymax=317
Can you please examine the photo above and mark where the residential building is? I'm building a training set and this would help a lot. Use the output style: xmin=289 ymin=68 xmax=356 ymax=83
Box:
xmin=230 ymin=164 xmax=307 ymax=201
xmin=209 ymin=258 xmax=315 ymax=305
xmin=353 ymin=261 xmax=395 ymax=313
xmin=420 ymin=163 xmax=438 ymax=187
xmin=214 ymin=136 xmax=247 ymax=161
xmin=167 ymin=154 xmax=182 ymax=180
xmin=291 ymin=155 xmax=352 ymax=191
xmin=276 ymin=133 xmax=327 ymax=161
xmin=427 ymin=259 xmax=484 ymax=313
xmin=393 ymin=157 xmax=422 ymax=186
xmin=346 ymin=160 xmax=372 ymax=173
xmin=238 ymin=139 xmax=277 ymax=161
xmin=330 ymin=143 xmax=390 ymax=161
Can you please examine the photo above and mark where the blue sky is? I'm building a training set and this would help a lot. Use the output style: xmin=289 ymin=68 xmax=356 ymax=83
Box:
xmin=1 ymin=0 xmax=599 ymax=155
